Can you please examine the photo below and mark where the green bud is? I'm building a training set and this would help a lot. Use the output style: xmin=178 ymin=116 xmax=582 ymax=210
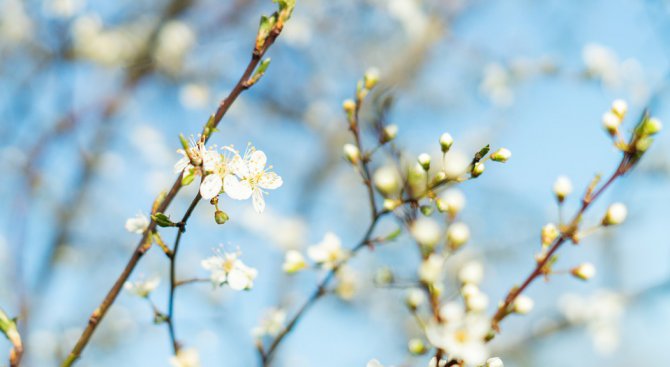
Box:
xmin=181 ymin=169 xmax=196 ymax=186
xmin=179 ymin=133 xmax=190 ymax=151
xmin=214 ymin=210 xmax=229 ymax=225
xmin=152 ymin=213 xmax=176 ymax=228
xmin=420 ymin=205 xmax=434 ymax=216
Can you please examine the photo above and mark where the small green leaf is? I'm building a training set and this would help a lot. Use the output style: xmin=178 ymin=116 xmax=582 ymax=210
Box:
xmin=152 ymin=213 xmax=176 ymax=228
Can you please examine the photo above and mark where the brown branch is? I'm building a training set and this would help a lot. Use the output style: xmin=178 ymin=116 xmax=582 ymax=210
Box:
xmin=60 ymin=19 xmax=284 ymax=367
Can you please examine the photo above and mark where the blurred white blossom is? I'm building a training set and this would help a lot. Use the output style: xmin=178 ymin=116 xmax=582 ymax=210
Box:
xmin=201 ymin=250 xmax=258 ymax=291
xmin=307 ymin=232 xmax=348 ymax=270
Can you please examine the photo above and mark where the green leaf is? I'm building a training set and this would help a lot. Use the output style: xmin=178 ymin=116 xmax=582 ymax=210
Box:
xmin=152 ymin=213 xmax=176 ymax=228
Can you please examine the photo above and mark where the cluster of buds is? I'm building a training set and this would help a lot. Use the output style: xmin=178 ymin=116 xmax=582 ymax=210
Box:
xmin=602 ymin=99 xmax=628 ymax=136
xmin=602 ymin=99 xmax=662 ymax=156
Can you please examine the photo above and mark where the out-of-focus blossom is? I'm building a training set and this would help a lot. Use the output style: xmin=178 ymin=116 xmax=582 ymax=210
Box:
xmin=123 ymin=276 xmax=160 ymax=298
xmin=252 ymin=308 xmax=286 ymax=338
xmin=125 ymin=213 xmax=149 ymax=234
xmin=169 ymin=347 xmax=200 ymax=367
xmin=307 ymin=232 xmax=348 ymax=270
xmin=201 ymin=250 xmax=258 ymax=291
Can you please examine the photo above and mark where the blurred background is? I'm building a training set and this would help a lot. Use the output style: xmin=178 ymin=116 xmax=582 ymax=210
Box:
xmin=1 ymin=0 xmax=670 ymax=366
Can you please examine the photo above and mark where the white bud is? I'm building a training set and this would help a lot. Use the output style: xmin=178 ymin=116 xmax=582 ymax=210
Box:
xmin=602 ymin=111 xmax=622 ymax=134
xmin=364 ymin=67 xmax=380 ymax=89
xmin=411 ymin=218 xmax=442 ymax=249
xmin=471 ymin=162 xmax=485 ymax=177
xmin=447 ymin=222 xmax=470 ymax=250
xmin=513 ymin=295 xmax=534 ymax=314
xmin=383 ymin=198 xmax=401 ymax=211
xmin=406 ymin=288 xmax=426 ymax=309
xmin=611 ymin=99 xmax=628 ymax=119
xmin=602 ymin=202 xmax=627 ymax=226
xmin=571 ymin=262 xmax=596 ymax=281
xmin=439 ymin=133 xmax=454 ymax=152
xmin=343 ymin=144 xmax=360 ymax=164
xmin=342 ymin=99 xmax=356 ymax=114
xmin=458 ymin=260 xmax=484 ymax=285
xmin=382 ymin=124 xmax=398 ymax=142
xmin=486 ymin=357 xmax=504 ymax=367
xmin=373 ymin=166 xmax=401 ymax=195
xmin=418 ymin=153 xmax=431 ymax=171
xmin=552 ymin=175 xmax=572 ymax=202
xmin=461 ymin=283 xmax=480 ymax=298
xmin=490 ymin=148 xmax=511 ymax=163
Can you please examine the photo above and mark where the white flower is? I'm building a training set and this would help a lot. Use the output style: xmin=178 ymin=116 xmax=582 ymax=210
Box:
xmin=282 ymin=250 xmax=307 ymax=274
xmin=486 ymin=357 xmax=504 ymax=367
xmin=252 ymin=308 xmax=286 ymax=338
xmin=125 ymin=213 xmax=149 ymax=234
xmin=602 ymin=111 xmax=622 ymax=134
xmin=541 ymin=223 xmax=559 ymax=246
xmin=169 ymin=347 xmax=200 ymax=367
xmin=418 ymin=153 xmax=431 ymax=170
xmin=552 ymin=175 xmax=572 ymax=202
xmin=307 ymin=232 xmax=348 ymax=269
xmin=224 ymin=147 xmax=283 ymax=213
xmin=367 ymin=359 xmax=384 ymax=367
xmin=343 ymin=143 xmax=360 ymax=164
xmin=427 ymin=303 xmax=490 ymax=366
xmin=513 ymin=295 xmax=534 ymax=314
xmin=419 ymin=254 xmax=445 ymax=284
xmin=335 ymin=266 xmax=359 ymax=300
xmin=406 ymin=288 xmax=426 ymax=309
xmin=611 ymin=99 xmax=628 ymax=119
xmin=123 ymin=276 xmax=160 ymax=298
xmin=201 ymin=250 xmax=258 ymax=291
xmin=602 ymin=203 xmax=627 ymax=226
xmin=199 ymin=147 xmax=237 ymax=201
xmin=439 ymin=132 xmax=454 ymax=152
xmin=411 ymin=218 xmax=442 ymax=249
xmin=458 ymin=261 xmax=484 ymax=285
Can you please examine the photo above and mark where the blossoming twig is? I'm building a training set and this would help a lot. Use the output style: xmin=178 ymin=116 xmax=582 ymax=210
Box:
xmin=61 ymin=5 xmax=288 ymax=364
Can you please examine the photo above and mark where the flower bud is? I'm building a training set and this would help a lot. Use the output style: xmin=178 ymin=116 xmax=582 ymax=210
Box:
xmin=373 ymin=166 xmax=401 ymax=196
xmin=418 ymin=254 xmax=445 ymax=284
xmin=602 ymin=203 xmax=627 ymax=226
xmin=418 ymin=153 xmax=431 ymax=171
xmin=408 ymin=338 xmax=427 ymax=355
xmin=447 ymin=222 xmax=470 ymax=250
xmin=364 ymin=68 xmax=380 ymax=89
xmin=439 ymin=133 xmax=454 ymax=152
xmin=541 ymin=223 xmax=559 ymax=247
xmin=152 ymin=213 xmax=176 ymax=228
xmin=635 ymin=136 xmax=653 ymax=153
xmin=406 ymin=288 xmax=426 ymax=310
xmin=381 ymin=124 xmax=398 ymax=143
xmin=465 ymin=291 xmax=489 ymax=313
xmin=411 ymin=218 xmax=441 ymax=249
xmin=490 ymin=148 xmax=512 ymax=163
xmin=486 ymin=357 xmax=504 ymax=367
xmin=342 ymin=99 xmax=356 ymax=114
xmin=383 ymin=198 xmax=401 ymax=211
xmin=571 ymin=262 xmax=596 ymax=281
xmin=640 ymin=117 xmax=662 ymax=136
xmin=512 ymin=295 xmax=534 ymax=314
xmin=375 ymin=267 xmax=395 ymax=285
xmin=602 ymin=111 xmax=622 ymax=135
xmin=471 ymin=162 xmax=485 ymax=178
xmin=611 ymin=99 xmax=628 ymax=119
xmin=343 ymin=144 xmax=360 ymax=164
xmin=552 ymin=175 xmax=572 ymax=203
xmin=214 ymin=210 xmax=229 ymax=225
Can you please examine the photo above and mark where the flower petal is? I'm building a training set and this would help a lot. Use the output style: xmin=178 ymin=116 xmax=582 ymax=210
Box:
xmin=224 ymin=175 xmax=252 ymax=200
xmin=202 ymin=150 xmax=222 ymax=172
xmin=229 ymin=153 xmax=249 ymax=178
xmin=252 ymin=189 xmax=266 ymax=213
xmin=247 ymin=150 xmax=267 ymax=177
xmin=258 ymin=172 xmax=283 ymax=190
xmin=174 ymin=156 xmax=190 ymax=174
xmin=199 ymin=174 xmax=222 ymax=200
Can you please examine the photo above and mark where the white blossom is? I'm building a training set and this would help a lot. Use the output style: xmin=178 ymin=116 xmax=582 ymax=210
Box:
xmin=201 ymin=250 xmax=258 ymax=291
xmin=602 ymin=203 xmax=627 ymax=226
xmin=486 ymin=357 xmax=504 ymax=367
xmin=307 ymin=232 xmax=348 ymax=270
xmin=553 ymin=176 xmax=573 ymax=202
xmin=282 ymin=250 xmax=307 ymax=274
xmin=411 ymin=218 xmax=442 ymax=249
xmin=224 ymin=147 xmax=283 ymax=213
xmin=447 ymin=222 xmax=470 ymax=249
xmin=123 ymin=276 xmax=160 ymax=298
xmin=459 ymin=260 xmax=484 ymax=285
xmin=513 ymin=295 xmax=534 ymax=314
xmin=427 ymin=302 xmax=490 ymax=366
xmin=125 ymin=213 xmax=149 ymax=234
xmin=419 ymin=254 xmax=445 ymax=284
xmin=252 ymin=308 xmax=286 ymax=338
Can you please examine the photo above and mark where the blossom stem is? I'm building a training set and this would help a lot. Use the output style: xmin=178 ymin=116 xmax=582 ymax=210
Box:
xmin=491 ymin=157 xmax=629 ymax=332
